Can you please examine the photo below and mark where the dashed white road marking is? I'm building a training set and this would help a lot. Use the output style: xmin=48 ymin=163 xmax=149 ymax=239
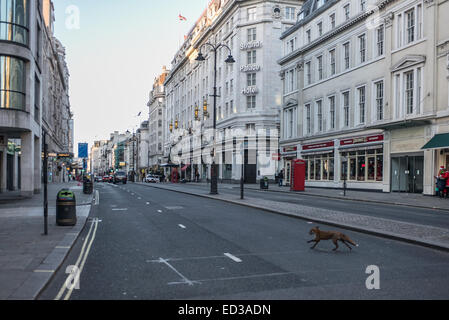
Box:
xmin=112 ymin=208 xmax=128 ymax=211
xmin=157 ymin=210 xmax=162 ymax=213
xmin=178 ymin=224 xmax=186 ymax=229
xmin=146 ymin=202 xmax=150 ymax=205
xmin=224 ymin=253 xmax=242 ymax=263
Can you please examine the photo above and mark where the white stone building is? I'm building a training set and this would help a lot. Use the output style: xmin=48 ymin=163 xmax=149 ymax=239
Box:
xmin=164 ymin=0 xmax=303 ymax=183
xmin=279 ymin=0 xmax=449 ymax=195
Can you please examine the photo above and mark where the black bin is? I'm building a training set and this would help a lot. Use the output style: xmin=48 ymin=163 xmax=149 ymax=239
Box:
xmin=83 ymin=180 xmax=93 ymax=194
xmin=56 ymin=189 xmax=77 ymax=226
xmin=260 ymin=177 xmax=269 ymax=190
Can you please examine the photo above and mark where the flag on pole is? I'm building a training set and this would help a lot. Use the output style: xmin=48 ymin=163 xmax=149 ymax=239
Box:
xmin=179 ymin=14 xmax=187 ymax=21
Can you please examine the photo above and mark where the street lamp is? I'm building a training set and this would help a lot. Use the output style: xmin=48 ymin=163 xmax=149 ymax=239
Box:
xmin=195 ymin=42 xmax=235 ymax=195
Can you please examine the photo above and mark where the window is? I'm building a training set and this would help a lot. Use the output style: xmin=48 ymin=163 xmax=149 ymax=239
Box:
xmin=305 ymin=104 xmax=311 ymax=134
xmin=305 ymin=61 xmax=312 ymax=85
xmin=375 ymin=80 xmax=384 ymax=121
xmin=288 ymin=109 xmax=294 ymax=138
xmin=344 ymin=4 xmax=350 ymax=21
xmin=305 ymin=153 xmax=334 ymax=181
xmin=306 ymin=29 xmax=311 ymax=44
xmin=329 ymin=96 xmax=336 ymax=130
xmin=357 ymin=86 xmax=366 ymax=124
xmin=329 ymin=49 xmax=336 ymax=75
xmin=317 ymin=100 xmax=323 ymax=132
xmin=397 ymin=5 xmax=423 ymax=48
xmin=405 ymin=71 xmax=414 ymax=114
xmin=329 ymin=13 xmax=336 ymax=29
xmin=231 ymin=100 xmax=236 ymax=113
xmin=343 ymin=42 xmax=350 ymax=70
xmin=285 ymin=69 xmax=297 ymax=93
xmin=376 ymin=25 xmax=384 ymax=56
xmin=286 ymin=7 xmax=296 ymax=20
xmin=317 ymin=55 xmax=323 ymax=80
xmin=287 ymin=37 xmax=296 ymax=54
xmin=342 ymin=91 xmax=350 ymax=127
xmin=0 ymin=0 xmax=29 ymax=45
xmin=406 ymin=9 xmax=415 ymax=44
xmin=0 ymin=55 xmax=26 ymax=110
xmin=360 ymin=0 xmax=366 ymax=12
xmin=247 ymin=50 xmax=257 ymax=64
xmin=247 ymin=28 xmax=256 ymax=41
xmin=247 ymin=73 xmax=256 ymax=87
xmin=247 ymin=7 xmax=257 ymax=21
xmin=247 ymin=96 xmax=256 ymax=109
xmin=34 ymin=75 xmax=40 ymax=123
xmin=317 ymin=21 xmax=323 ymax=37
xmin=359 ymin=34 xmax=366 ymax=63
xmin=341 ymin=148 xmax=383 ymax=182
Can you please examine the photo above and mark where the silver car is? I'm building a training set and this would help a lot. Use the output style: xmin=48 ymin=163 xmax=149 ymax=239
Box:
xmin=145 ymin=174 xmax=159 ymax=183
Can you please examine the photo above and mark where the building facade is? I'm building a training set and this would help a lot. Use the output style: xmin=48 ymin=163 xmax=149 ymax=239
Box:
xmin=164 ymin=0 xmax=303 ymax=183
xmin=0 ymin=0 xmax=72 ymax=197
xmin=148 ymin=67 xmax=169 ymax=172
xmin=279 ymin=0 xmax=449 ymax=194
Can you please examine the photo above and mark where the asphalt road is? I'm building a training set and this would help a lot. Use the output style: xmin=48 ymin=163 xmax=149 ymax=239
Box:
xmin=38 ymin=182 xmax=449 ymax=300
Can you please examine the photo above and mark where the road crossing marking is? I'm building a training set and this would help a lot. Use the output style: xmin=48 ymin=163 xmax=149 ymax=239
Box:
xmin=224 ymin=253 xmax=242 ymax=263
xmin=156 ymin=258 xmax=197 ymax=286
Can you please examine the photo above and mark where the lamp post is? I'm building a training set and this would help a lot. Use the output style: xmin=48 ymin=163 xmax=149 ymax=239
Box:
xmin=195 ymin=42 xmax=235 ymax=195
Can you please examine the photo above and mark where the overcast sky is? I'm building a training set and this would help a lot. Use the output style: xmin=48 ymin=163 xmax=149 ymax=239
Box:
xmin=53 ymin=0 xmax=208 ymax=155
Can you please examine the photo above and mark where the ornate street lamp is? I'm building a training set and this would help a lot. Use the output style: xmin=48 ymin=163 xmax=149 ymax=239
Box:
xmin=195 ymin=42 xmax=235 ymax=195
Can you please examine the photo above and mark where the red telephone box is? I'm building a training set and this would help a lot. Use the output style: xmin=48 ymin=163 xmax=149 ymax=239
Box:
xmin=291 ymin=159 xmax=306 ymax=192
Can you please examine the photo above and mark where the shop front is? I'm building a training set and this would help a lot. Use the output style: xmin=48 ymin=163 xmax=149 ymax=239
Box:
xmin=301 ymin=141 xmax=335 ymax=187
xmin=422 ymin=132 xmax=449 ymax=195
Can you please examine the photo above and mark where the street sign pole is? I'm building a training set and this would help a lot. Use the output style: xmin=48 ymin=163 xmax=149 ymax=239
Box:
xmin=43 ymin=131 xmax=48 ymax=236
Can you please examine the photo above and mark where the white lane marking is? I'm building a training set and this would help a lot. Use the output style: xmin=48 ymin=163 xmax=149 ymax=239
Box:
xmin=224 ymin=253 xmax=242 ymax=263
xmin=55 ymin=246 xmax=71 ymax=249
xmin=112 ymin=208 xmax=128 ymax=211
xmin=137 ymin=197 xmax=141 ymax=200
xmin=95 ymin=190 xmax=100 ymax=206
xmin=146 ymin=202 xmax=150 ymax=205
xmin=34 ymin=270 xmax=55 ymax=273
xmin=157 ymin=210 xmax=162 ymax=213
xmin=63 ymin=218 xmax=99 ymax=300
xmin=55 ymin=218 xmax=97 ymax=300
xmin=168 ymin=272 xmax=293 ymax=286
xmin=178 ymin=224 xmax=186 ymax=229
xmin=157 ymin=258 xmax=195 ymax=286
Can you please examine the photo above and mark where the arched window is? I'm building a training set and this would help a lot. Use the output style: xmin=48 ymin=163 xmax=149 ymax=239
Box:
xmin=0 ymin=0 xmax=29 ymax=45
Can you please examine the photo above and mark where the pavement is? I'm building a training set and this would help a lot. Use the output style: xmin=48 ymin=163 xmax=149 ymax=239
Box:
xmin=0 ymin=181 xmax=94 ymax=300
xmin=137 ymin=182 xmax=449 ymax=252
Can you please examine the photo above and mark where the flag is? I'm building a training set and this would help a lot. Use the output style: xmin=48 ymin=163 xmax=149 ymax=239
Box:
xmin=179 ymin=14 xmax=187 ymax=21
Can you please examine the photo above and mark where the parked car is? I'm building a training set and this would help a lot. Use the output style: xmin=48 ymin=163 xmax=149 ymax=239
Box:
xmin=95 ymin=176 xmax=103 ymax=182
xmin=103 ymin=175 xmax=111 ymax=183
xmin=114 ymin=171 xmax=127 ymax=184
xmin=145 ymin=174 xmax=159 ymax=183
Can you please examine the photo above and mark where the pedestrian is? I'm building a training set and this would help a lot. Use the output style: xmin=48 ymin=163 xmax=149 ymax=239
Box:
xmin=279 ymin=169 xmax=284 ymax=187
xmin=436 ymin=166 xmax=448 ymax=198
xmin=195 ymin=170 xmax=200 ymax=182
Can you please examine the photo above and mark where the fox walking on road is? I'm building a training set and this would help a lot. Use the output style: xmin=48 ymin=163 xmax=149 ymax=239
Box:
xmin=308 ymin=226 xmax=359 ymax=251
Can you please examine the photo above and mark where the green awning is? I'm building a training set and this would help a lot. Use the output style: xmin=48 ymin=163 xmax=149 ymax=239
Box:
xmin=422 ymin=133 xmax=449 ymax=150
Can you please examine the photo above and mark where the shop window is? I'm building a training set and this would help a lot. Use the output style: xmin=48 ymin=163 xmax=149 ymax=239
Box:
xmin=342 ymin=147 xmax=383 ymax=182
xmin=349 ymin=156 xmax=357 ymax=180
xmin=357 ymin=155 xmax=366 ymax=181
xmin=305 ymin=153 xmax=334 ymax=181
xmin=376 ymin=153 xmax=383 ymax=181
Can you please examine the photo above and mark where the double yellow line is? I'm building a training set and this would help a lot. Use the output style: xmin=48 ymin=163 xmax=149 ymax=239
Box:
xmin=54 ymin=218 xmax=99 ymax=300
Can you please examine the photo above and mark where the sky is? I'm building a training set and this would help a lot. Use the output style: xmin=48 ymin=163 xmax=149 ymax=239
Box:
xmin=53 ymin=0 xmax=208 ymax=155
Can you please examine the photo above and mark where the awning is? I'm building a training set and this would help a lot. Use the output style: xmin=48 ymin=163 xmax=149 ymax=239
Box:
xmin=422 ymin=133 xmax=449 ymax=150
xmin=160 ymin=163 xmax=178 ymax=168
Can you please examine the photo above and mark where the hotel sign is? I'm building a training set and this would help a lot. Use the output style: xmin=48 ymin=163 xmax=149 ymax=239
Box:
xmin=242 ymin=86 xmax=258 ymax=95
xmin=240 ymin=41 xmax=263 ymax=50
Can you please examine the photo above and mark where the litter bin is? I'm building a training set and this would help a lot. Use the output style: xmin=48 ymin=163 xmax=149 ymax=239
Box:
xmin=56 ymin=189 xmax=77 ymax=226
xmin=83 ymin=179 xmax=93 ymax=194
xmin=260 ymin=177 xmax=269 ymax=190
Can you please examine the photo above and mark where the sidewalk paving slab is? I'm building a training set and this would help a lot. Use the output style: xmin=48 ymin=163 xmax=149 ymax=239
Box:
xmin=0 ymin=182 xmax=94 ymax=300
xmin=138 ymin=182 xmax=449 ymax=252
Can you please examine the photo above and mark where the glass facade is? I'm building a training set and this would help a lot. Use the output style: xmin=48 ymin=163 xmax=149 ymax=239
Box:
xmin=0 ymin=0 xmax=29 ymax=45
xmin=0 ymin=55 xmax=26 ymax=110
